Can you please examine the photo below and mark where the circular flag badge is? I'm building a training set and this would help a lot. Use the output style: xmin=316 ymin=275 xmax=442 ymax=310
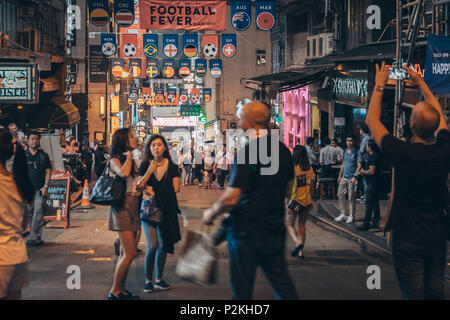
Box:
xmin=155 ymin=94 xmax=164 ymax=103
xmin=112 ymin=65 xmax=124 ymax=77
xmin=190 ymin=94 xmax=201 ymax=104
xmin=232 ymin=11 xmax=251 ymax=31
xmin=164 ymin=44 xmax=178 ymax=58
xmin=143 ymin=44 xmax=158 ymax=57
xmin=115 ymin=9 xmax=134 ymax=27
xmin=167 ymin=94 xmax=176 ymax=103
xmin=179 ymin=67 xmax=191 ymax=78
xmin=196 ymin=67 xmax=206 ymax=77
xmin=90 ymin=8 xmax=110 ymax=27
xmin=222 ymin=43 xmax=236 ymax=58
xmin=137 ymin=98 xmax=145 ymax=105
xmin=102 ymin=42 xmax=116 ymax=56
xmin=257 ymin=12 xmax=275 ymax=31
xmin=210 ymin=67 xmax=222 ymax=79
xmin=147 ymin=66 xmax=159 ymax=78
xmin=183 ymin=44 xmax=198 ymax=58
xmin=179 ymin=94 xmax=188 ymax=103
xmin=143 ymin=93 xmax=152 ymax=102
xmin=163 ymin=67 xmax=175 ymax=78
xmin=130 ymin=66 xmax=141 ymax=78
xmin=204 ymin=95 xmax=211 ymax=103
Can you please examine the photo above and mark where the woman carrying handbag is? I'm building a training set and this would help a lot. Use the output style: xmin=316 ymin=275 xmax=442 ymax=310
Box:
xmin=137 ymin=135 xmax=181 ymax=293
xmin=107 ymin=128 xmax=141 ymax=300
xmin=287 ymin=145 xmax=315 ymax=259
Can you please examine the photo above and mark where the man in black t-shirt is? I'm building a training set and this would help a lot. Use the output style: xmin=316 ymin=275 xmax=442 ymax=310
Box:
xmin=25 ymin=132 xmax=52 ymax=246
xmin=203 ymin=101 xmax=298 ymax=300
xmin=366 ymin=63 xmax=450 ymax=300
xmin=357 ymin=140 xmax=381 ymax=230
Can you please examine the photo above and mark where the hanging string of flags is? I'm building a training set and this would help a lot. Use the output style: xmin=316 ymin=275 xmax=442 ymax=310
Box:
xmin=133 ymin=86 xmax=213 ymax=106
xmin=88 ymin=1 xmax=276 ymax=32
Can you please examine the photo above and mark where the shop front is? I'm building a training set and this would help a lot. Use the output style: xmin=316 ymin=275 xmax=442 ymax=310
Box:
xmin=281 ymin=86 xmax=311 ymax=149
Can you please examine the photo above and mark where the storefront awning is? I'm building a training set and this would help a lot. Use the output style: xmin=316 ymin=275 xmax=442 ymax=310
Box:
xmin=328 ymin=41 xmax=396 ymax=62
xmin=49 ymin=97 xmax=80 ymax=128
xmin=40 ymin=77 xmax=60 ymax=92
xmin=245 ymin=67 xmax=331 ymax=92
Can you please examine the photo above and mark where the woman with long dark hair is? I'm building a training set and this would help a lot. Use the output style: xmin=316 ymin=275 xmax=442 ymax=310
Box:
xmin=287 ymin=145 xmax=315 ymax=259
xmin=107 ymin=128 xmax=141 ymax=300
xmin=137 ymin=134 xmax=181 ymax=292
xmin=0 ymin=128 xmax=34 ymax=299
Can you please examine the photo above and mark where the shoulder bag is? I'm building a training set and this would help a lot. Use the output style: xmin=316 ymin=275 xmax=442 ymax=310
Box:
xmin=89 ymin=161 xmax=126 ymax=206
xmin=139 ymin=167 xmax=168 ymax=224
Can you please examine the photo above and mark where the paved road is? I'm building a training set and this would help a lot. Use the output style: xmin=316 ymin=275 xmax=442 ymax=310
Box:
xmin=21 ymin=185 xmax=449 ymax=300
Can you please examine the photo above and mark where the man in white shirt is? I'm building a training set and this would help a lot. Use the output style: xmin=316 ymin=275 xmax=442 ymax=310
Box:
xmin=213 ymin=144 xmax=231 ymax=190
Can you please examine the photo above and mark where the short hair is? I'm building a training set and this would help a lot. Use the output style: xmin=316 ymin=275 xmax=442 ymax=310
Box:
xmin=367 ymin=139 xmax=379 ymax=153
xmin=346 ymin=134 xmax=355 ymax=140
xmin=28 ymin=131 xmax=41 ymax=139
xmin=360 ymin=123 xmax=370 ymax=134
xmin=306 ymin=137 xmax=315 ymax=145
xmin=8 ymin=123 xmax=18 ymax=129
xmin=322 ymin=137 xmax=331 ymax=146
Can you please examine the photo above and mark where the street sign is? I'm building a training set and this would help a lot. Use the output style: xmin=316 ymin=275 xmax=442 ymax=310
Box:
xmin=180 ymin=104 xmax=201 ymax=116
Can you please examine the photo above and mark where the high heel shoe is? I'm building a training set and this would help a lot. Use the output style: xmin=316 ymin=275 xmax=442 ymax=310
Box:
xmin=291 ymin=243 xmax=304 ymax=257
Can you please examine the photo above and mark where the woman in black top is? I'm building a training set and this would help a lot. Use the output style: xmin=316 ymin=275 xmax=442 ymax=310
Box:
xmin=138 ymin=135 xmax=181 ymax=292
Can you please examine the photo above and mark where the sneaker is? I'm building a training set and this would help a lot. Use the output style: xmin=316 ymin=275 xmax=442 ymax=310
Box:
xmin=357 ymin=223 xmax=370 ymax=231
xmin=346 ymin=215 xmax=354 ymax=224
xmin=334 ymin=214 xmax=347 ymax=222
xmin=370 ymin=223 xmax=380 ymax=229
xmin=155 ymin=280 xmax=171 ymax=291
xmin=143 ymin=281 xmax=153 ymax=293
xmin=26 ymin=239 xmax=44 ymax=246
xmin=136 ymin=248 xmax=144 ymax=255
xmin=291 ymin=243 xmax=304 ymax=257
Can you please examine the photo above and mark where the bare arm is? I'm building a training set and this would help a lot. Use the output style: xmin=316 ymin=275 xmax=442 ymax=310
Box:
xmin=360 ymin=165 xmax=376 ymax=176
xmin=137 ymin=161 xmax=157 ymax=188
xmin=203 ymin=187 xmax=242 ymax=224
xmin=285 ymin=178 xmax=295 ymax=201
xmin=406 ymin=67 xmax=448 ymax=133
xmin=366 ymin=62 xmax=390 ymax=149
xmin=110 ymin=152 xmax=133 ymax=178
xmin=173 ymin=176 xmax=180 ymax=193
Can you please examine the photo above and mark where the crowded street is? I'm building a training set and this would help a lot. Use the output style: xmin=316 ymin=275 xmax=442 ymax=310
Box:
xmin=23 ymin=184 xmax=409 ymax=300
xmin=0 ymin=0 xmax=449 ymax=307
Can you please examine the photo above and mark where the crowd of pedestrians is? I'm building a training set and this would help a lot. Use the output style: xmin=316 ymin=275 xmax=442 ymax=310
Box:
xmin=0 ymin=64 xmax=448 ymax=300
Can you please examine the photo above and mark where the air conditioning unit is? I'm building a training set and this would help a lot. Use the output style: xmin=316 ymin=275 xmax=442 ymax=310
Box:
xmin=320 ymin=33 xmax=334 ymax=55
xmin=307 ymin=33 xmax=334 ymax=58
xmin=19 ymin=7 xmax=35 ymax=18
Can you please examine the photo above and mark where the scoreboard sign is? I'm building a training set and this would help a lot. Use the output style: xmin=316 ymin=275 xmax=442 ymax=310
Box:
xmin=0 ymin=64 xmax=39 ymax=104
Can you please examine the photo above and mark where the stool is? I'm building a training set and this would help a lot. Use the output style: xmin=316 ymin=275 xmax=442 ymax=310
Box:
xmin=319 ymin=178 xmax=337 ymax=200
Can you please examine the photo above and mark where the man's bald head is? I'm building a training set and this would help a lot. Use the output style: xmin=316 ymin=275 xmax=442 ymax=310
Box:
xmin=241 ymin=101 xmax=271 ymax=130
xmin=411 ymin=101 xmax=440 ymax=142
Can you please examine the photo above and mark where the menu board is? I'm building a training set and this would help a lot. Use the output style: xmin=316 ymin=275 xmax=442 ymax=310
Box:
xmin=44 ymin=172 xmax=71 ymax=228
xmin=89 ymin=45 xmax=107 ymax=83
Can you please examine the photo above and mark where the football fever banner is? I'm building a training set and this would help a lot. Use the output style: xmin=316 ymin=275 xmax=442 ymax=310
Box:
xmin=139 ymin=0 xmax=227 ymax=31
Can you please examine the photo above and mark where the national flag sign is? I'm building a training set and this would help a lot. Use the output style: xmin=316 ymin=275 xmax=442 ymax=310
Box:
xmin=164 ymin=44 xmax=178 ymax=58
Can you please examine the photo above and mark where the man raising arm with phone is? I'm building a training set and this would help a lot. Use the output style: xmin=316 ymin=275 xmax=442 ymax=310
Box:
xmin=366 ymin=61 xmax=450 ymax=300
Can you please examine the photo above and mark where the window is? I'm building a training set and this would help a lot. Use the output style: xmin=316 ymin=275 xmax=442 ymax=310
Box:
xmin=256 ymin=49 xmax=266 ymax=65
xmin=291 ymin=12 xmax=308 ymax=34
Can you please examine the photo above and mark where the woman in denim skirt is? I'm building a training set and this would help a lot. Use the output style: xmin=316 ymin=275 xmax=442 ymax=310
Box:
xmin=107 ymin=128 xmax=141 ymax=300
